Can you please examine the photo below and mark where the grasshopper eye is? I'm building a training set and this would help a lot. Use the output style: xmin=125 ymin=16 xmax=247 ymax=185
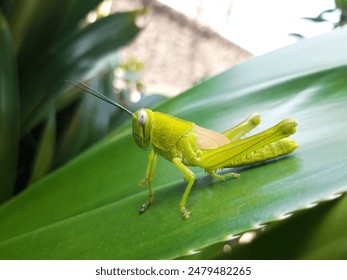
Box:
xmin=138 ymin=110 xmax=147 ymax=126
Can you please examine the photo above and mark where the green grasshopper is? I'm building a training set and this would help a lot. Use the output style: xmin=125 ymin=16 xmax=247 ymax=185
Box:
xmin=68 ymin=81 xmax=299 ymax=219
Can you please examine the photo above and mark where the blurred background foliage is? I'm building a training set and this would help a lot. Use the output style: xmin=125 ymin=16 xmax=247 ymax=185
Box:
xmin=0 ymin=0 xmax=166 ymax=204
xmin=304 ymin=0 xmax=347 ymax=28
xmin=290 ymin=0 xmax=347 ymax=39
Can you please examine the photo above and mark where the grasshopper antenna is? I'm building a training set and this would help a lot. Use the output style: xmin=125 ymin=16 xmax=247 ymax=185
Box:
xmin=65 ymin=80 xmax=134 ymax=116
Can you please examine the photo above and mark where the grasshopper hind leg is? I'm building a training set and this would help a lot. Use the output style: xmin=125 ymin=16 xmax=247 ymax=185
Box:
xmin=200 ymin=118 xmax=298 ymax=171
xmin=222 ymin=113 xmax=261 ymax=141
xmin=207 ymin=170 xmax=240 ymax=181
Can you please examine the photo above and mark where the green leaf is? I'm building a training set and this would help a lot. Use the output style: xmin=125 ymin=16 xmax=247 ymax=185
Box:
xmin=28 ymin=112 xmax=56 ymax=185
xmin=1 ymin=28 xmax=347 ymax=259
xmin=20 ymin=11 xmax=140 ymax=134
xmin=298 ymin=195 xmax=347 ymax=259
xmin=197 ymin=194 xmax=347 ymax=260
xmin=0 ymin=10 xmax=19 ymax=203
xmin=335 ymin=0 xmax=347 ymax=11
xmin=53 ymin=0 xmax=104 ymax=39
xmin=7 ymin=0 xmax=102 ymax=54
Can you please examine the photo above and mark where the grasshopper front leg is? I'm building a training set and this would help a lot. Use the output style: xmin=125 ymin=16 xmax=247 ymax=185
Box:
xmin=139 ymin=150 xmax=158 ymax=214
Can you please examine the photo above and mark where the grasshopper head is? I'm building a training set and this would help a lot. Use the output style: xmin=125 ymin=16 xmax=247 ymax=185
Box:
xmin=132 ymin=109 xmax=154 ymax=150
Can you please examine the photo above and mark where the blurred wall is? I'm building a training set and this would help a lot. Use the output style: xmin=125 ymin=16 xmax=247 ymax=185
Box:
xmin=112 ymin=0 xmax=252 ymax=96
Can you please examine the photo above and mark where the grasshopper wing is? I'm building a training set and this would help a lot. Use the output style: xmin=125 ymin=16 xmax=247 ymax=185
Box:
xmin=194 ymin=112 xmax=261 ymax=150
xmin=193 ymin=125 xmax=230 ymax=149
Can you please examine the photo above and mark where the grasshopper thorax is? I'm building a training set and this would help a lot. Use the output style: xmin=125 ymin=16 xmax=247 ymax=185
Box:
xmin=132 ymin=108 xmax=154 ymax=150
